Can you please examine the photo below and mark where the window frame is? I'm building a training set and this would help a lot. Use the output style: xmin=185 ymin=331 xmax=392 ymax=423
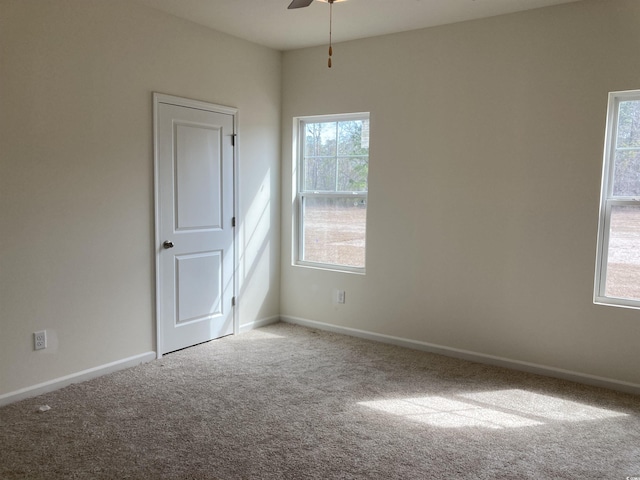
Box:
xmin=594 ymin=89 xmax=640 ymax=309
xmin=293 ymin=112 xmax=370 ymax=274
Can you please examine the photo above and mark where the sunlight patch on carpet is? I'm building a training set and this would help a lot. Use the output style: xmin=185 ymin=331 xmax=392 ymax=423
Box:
xmin=243 ymin=330 xmax=285 ymax=340
xmin=358 ymin=389 xmax=628 ymax=429
xmin=459 ymin=389 xmax=629 ymax=423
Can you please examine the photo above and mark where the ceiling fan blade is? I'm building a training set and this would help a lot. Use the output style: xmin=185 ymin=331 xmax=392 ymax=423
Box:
xmin=288 ymin=0 xmax=314 ymax=9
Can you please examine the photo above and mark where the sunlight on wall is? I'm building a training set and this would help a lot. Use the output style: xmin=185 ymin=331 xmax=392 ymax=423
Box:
xmin=358 ymin=389 xmax=628 ymax=430
xmin=238 ymin=169 xmax=272 ymax=321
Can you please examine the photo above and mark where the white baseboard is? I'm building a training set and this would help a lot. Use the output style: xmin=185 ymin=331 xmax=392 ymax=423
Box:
xmin=239 ymin=315 xmax=280 ymax=333
xmin=280 ymin=315 xmax=640 ymax=396
xmin=0 ymin=351 xmax=156 ymax=407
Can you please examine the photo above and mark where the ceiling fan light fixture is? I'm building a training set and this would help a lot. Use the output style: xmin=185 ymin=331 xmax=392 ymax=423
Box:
xmin=287 ymin=0 xmax=347 ymax=68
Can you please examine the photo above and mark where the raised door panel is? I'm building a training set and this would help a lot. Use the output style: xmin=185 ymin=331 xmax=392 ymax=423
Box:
xmin=175 ymin=251 xmax=222 ymax=325
xmin=175 ymin=123 xmax=223 ymax=232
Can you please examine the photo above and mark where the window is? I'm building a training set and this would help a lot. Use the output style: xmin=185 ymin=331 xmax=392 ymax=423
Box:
xmin=294 ymin=113 xmax=370 ymax=273
xmin=595 ymin=90 xmax=640 ymax=308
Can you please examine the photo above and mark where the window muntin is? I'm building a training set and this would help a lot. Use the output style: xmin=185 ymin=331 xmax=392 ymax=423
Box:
xmin=295 ymin=114 xmax=370 ymax=273
xmin=595 ymin=91 xmax=640 ymax=307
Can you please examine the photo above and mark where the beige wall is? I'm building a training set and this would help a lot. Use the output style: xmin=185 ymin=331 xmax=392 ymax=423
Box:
xmin=281 ymin=0 xmax=640 ymax=385
xmin=0 ymin=0 xmax=281 ymax=396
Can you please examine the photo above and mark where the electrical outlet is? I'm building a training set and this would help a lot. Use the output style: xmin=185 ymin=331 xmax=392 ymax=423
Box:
xmin=34 ymin=331 xmax=47 ymax=350
xmin=336 ymin=290 xmax=346 ymax=304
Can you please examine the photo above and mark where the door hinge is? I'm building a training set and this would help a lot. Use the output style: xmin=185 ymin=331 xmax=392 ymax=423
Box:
xmin=231 ymin=133 xmax=237 ymax=146
xmin=231 ymin=296 xmax=236 ymax=307
xmin=231 ymin=216 xmax=236 ymax=227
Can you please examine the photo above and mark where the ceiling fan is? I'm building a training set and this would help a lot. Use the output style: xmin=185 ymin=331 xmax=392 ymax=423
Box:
xmin=288 ymin=0 xmax=347 ymax=68
xmin=287 ymin=0 xmax=346 ymax=10
xmin=287 ymin=0 xmax=315 ymax=8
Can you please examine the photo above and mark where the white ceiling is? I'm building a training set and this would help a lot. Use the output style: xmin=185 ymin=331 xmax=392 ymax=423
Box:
xmin=134 ymin=0 xmax=582 ymax=51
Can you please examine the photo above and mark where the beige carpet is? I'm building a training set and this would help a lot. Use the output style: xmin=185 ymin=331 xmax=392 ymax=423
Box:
xmin=1 ymin=322 xmax=639 ymax=479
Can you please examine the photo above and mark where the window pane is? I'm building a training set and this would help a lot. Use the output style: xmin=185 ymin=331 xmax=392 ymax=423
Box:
xmin=338 ymin=120 xmax=370 ymax=155
xmin=305 ymin=122 xmax=336 ymax=157
xmin=302 ymin=196 xmax=366 ymax=268
xmin=604 ymin=205 xmax=640 ymax=300
xmin=616 ymin=100 xmax=640 ymax=148
xmin=304 ymin=157 xmax=336 ymax=191
xmin=303 ymin=119 xmax=369 ymax=193
xmin=612 ymin=149 xmax=640 ymax=197
xmin=337 ymin=157 xmax=368 ymax=192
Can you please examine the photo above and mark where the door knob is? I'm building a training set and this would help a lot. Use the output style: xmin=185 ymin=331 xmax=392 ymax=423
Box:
xmin=163 ymin=240 xmax=174 ymax=249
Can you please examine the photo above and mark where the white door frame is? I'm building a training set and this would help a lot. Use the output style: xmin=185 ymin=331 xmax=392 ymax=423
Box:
xmin=153 ymin=92 xmax=239 ymax=358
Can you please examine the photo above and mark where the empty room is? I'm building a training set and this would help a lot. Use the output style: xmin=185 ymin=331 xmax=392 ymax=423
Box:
xmin=1 ymin=0 xmax=640 ymax=478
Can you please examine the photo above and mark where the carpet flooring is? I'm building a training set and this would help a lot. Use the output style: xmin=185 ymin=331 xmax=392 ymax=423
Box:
xmin=1 ymin=322 xmax=639 ymax=479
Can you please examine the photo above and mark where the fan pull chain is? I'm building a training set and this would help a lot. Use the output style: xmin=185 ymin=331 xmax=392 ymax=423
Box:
xmin=328 ymin=0 xmax=333 ymax=68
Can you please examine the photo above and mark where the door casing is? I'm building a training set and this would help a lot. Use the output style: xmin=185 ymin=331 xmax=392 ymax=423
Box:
xmin=153 ymin=92 xmax=239 ymax=358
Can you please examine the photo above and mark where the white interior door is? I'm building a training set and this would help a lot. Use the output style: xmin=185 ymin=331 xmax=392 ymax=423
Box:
xmin=154 ymin=94 xmax=236 ymax=355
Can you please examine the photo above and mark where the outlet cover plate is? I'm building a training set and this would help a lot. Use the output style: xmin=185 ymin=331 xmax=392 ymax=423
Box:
xmin=34 ymin=331 xmax=47 ymax=350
